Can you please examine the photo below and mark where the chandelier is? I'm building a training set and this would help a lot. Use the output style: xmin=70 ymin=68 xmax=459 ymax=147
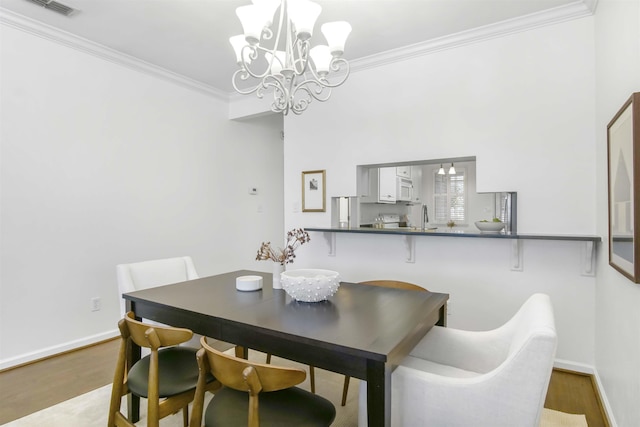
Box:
xmin=229 ymin=0 xmax=352 ymax=115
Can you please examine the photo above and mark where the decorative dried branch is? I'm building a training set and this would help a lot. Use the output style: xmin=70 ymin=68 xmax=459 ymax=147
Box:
xmin=256 ymin=228 xmax=311 ymax=265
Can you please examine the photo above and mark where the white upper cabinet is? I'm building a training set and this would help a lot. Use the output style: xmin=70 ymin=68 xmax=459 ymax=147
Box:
xmin=378 ymin=167 xmax=397 ymax=203
xmin=396 ymin=166 xmax=411 ymax=178
xmin=411 ymin=166 xmax=422 ymax=204
xmin=360 ymin=167 xmax=397 ymax=204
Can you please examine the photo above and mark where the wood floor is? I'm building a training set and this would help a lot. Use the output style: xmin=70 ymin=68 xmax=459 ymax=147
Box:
xmin=0 ymin=338 xmax=609 ymax=426
xmin=0 ymin=338 xmax=120 ymax=425
xmin=544 ymin=368 xmax=610 ymax=427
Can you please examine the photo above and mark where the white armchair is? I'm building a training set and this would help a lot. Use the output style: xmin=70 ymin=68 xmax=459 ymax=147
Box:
xmin=359 ymin=293 xmax=557 ymax=427
xmin=116 ymin=256 xmax=198 ymax=316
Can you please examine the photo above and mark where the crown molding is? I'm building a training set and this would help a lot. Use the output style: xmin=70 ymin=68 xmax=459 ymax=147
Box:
xmin=2 ymin=1 xmax=595 ymax=101
xmin=350 ymin=0 xmax=595 ymax=73
xmin=0 ymin=7 xmax=229 ymax=102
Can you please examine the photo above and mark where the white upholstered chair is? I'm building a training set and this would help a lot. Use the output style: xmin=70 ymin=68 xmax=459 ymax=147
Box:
xmin=116 ymin=256 xmax=233 ymax=351
xmin=117 ymin=256 xmax=199 ymax=316
xmin=358 ymin=293 xmax=557 ymax=427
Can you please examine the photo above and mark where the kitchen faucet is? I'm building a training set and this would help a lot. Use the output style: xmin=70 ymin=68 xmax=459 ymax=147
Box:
xmin=421 ymin=204 xmax=429 ymax=230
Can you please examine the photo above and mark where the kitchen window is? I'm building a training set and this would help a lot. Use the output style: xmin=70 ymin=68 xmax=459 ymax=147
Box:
xmin=433 ymin=168 xmax=466 ymax=224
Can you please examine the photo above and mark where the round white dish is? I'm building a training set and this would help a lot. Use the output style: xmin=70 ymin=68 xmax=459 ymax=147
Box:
xmin=280 ymin=269 xmax=341 ymax=302
xmin=475 ymin=221 xmax=505 ymax=232
xmin=235 ymin=275 xmax=263 ymax=291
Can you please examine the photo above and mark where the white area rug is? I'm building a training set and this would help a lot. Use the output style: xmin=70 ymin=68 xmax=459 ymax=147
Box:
xmin=540 ymin=409 xmax=588 ymax=427
xmin=2 ymin=352 xmax=587 ymax=427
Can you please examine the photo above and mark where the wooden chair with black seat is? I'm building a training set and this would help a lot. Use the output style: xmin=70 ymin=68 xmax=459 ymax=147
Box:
xmin=190 ymin=336 xmax=336 ymax=427
xmin=264 ymin=353 xmax=317 ymax=397
xmin=108 ymin=312 xmax=221 ymax=427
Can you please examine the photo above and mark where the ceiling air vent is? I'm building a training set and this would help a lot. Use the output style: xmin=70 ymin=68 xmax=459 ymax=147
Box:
xmin=24 ymin=0 xmax=77 ymax=17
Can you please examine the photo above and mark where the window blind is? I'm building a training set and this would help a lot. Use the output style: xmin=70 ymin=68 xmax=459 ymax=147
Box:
xmin=433 ymin=169 xmax=466 ymax=223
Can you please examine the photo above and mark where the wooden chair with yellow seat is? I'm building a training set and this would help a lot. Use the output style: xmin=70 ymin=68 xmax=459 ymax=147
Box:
xmin=191 ymin=336 xmax=336 ymax=427
xmin=108 ymin=312 xmax=221 ymax=427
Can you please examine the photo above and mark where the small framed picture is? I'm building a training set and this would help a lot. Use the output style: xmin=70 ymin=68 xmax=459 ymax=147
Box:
xmin=302 ymin=170 xmax=326 ymax=212
xmin=607 ymin=92 xmax=640 ymax=283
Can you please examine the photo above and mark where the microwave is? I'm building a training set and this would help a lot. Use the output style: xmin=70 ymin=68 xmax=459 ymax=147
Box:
xmin=397 ymin=177 xmax=413 ymax=202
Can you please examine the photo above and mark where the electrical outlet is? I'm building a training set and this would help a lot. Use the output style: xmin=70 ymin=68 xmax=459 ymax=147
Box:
xmin=91 ymin=297 xmax=101 ymax=312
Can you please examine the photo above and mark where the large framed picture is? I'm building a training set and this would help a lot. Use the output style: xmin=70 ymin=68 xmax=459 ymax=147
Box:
xmin=302 ymin=170 xmax=326 ymax=212
xmin=607 ymin=92 xmax=640 ymax=283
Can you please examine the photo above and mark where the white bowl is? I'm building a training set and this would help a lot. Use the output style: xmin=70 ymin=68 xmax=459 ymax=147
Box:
xmin=235 ymin=275 xmax=263 ymax=292
xmin=280 ymin=269 xmax=341 ymax=302
xmin=475 ymin=221 xmax=505 ymax=232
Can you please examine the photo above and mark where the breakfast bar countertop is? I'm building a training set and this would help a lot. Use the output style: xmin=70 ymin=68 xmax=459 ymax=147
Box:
xmin=305 ymin=227 xmax=602 ymax=242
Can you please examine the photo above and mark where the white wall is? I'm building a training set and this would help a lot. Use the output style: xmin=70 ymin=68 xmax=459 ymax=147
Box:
xmin=283 ymin=17 xmax=597 ymax=367
xmin=0 ymin=24 xmax=284 ymax=366
xmin=594 ymin=1 xmax=640 ymax=426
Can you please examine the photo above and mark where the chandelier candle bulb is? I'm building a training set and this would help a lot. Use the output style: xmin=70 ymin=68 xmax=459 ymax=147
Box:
xmin=251 ymin=0 xmax=280 ymax=27
xmin=309 ymin=45 xmax=332 ymax=75
xmin=287 ymin=0 xmax=321 ymax=40
xmin=229 ymin=35 xmax=253 ymax=64
xmin=321 ymin=21 xmax=352 ymax=56
xmin=235 ymin=5 xmax=267 ymax=44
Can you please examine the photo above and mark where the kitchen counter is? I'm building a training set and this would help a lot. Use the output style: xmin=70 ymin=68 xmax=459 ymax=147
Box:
xmin=306 ymin=227 xmax=600 ymax=275
xmin=305 ymin=227 xmax=601 ymax=242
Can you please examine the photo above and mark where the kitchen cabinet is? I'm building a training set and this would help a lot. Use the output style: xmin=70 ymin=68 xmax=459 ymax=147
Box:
xmin=396 ymin=166 xmax=411 ymax=178
xmin=410 ymin=166 xmax=422 ymax=204
xmin=361 ymin=167 xmax=396 ymax=204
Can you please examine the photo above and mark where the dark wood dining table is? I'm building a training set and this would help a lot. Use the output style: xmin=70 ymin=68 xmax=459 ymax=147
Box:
xmin=123 ymin=270 xmax=448 ymax=427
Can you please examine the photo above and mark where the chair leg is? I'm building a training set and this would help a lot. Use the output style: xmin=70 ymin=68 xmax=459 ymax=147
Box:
xmin=235 ymin=346 xmax=248 ymax=359
xmin=182 ymin=406 xmax=189 ymax=427
xmin=309 ymin=366 xmax=316 ymax=394
xmin=266 ymin=353 xmax=272 ymax=364
xmin=341 ymin=376 xmax=350 ymax=406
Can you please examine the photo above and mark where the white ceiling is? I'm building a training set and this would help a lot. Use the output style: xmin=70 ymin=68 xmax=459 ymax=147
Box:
xmin=0 ymin=0 xmax=594 ymax=95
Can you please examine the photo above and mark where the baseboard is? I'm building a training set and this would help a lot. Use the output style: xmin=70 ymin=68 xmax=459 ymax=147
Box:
xmin=0 ymin=329 xmax=119 ymax=371
xmin=553 ymin=358 xmax=595 ymax=374
xmin=553 ymin=358 xmax=617 ymax=427
xmin=592 ymin=369 xmax=618 ymax=427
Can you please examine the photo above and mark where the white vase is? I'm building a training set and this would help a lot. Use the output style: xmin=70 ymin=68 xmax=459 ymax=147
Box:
xmin=272 ymin=263 xmax=285 ymax=289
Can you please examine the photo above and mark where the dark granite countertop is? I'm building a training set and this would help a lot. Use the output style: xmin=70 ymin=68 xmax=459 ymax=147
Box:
xmin=305 ymin=227 xmax=601 ymax=242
